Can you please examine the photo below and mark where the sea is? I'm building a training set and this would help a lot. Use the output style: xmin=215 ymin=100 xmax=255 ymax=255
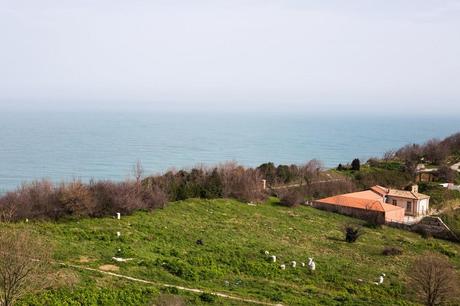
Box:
xmin=0 ymin=111 xmax=459 ymax=194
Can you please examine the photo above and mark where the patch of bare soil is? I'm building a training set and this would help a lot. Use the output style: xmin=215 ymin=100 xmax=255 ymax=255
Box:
xmin=99 ymin=264 xmax=119 ymax=272
xmin=54 ymin=269 xmax=80 ymax=287
xmin=78 ymin=256 xmax=94 ymax=263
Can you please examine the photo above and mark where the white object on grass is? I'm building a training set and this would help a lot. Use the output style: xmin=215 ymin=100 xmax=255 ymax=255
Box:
xmin=307 ymin=258 xmax=316 ymax=271
xmin=112 ymin=257 xmax=133 ymax=262
xmin=374 ymin=273 xmax=385 ymax=285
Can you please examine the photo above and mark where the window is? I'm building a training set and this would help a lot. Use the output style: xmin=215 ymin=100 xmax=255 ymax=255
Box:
xmin=392 ymin=200 xmax=397 ymax=205
xmin=406 ymin=201 xmax=412 ymax=212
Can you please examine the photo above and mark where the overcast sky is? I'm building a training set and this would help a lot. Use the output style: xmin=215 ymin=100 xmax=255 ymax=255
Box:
xmin=1 ymin=0 xmax=459 ymax=114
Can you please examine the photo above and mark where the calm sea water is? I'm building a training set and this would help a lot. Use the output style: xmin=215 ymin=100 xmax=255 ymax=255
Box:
xmin=0 ymin=111 xmax=459 ymax=193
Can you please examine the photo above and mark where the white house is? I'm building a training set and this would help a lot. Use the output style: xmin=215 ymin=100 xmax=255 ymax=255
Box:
xmin=370 ymin=185 xmax=430 ymax=217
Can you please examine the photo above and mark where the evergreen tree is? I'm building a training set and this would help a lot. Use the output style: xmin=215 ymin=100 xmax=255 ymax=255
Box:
xmin=351 ymin=158 xmax=360 ymax=171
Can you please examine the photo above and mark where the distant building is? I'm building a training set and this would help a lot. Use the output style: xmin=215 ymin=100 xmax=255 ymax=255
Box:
xmin=314 ymin=185 xmax=430 ymax=224
xmin=415 ymin=170 xmax=436 ymax=182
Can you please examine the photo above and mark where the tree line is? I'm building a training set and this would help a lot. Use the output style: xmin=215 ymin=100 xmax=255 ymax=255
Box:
xmin=389 ymin=132 xmax=460 ymax=175
xmin=2 ymin=132 xmax=459 ymax=222
xmin=0 ymin=160 xmax=355 ymax=221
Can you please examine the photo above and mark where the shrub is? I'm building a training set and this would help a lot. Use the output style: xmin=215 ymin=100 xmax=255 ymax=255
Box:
xmin=218 ymin=162 xmax=267 ymax=202
xmin=268 ymin=291 xmax=283 ymax=302
xmin=199 ymin=292 xmax=216 ymax=303
xmin=154 ymin=294 xmax=186 ymax=306
xmin=58 ymin=181 xmax=95 ymax=217
xmin=276 ymin=165 xmax=295 ymax=184
xmin=257 ymin=162 xmax=277 ymax=185
xmin=382 ymin=247 xmax=403 ymax=256
xmin=436 ymin=165 xmax=457 ymax=182
xmin=415 ymin=226 xmax=432 ymax=239
xmin=162 ymin=287 xmax=179 ymax=295
xmin=344 ymin=225 xmax=363 ymax=243
xmin=277 ymin=188 xmax=304 ymax=207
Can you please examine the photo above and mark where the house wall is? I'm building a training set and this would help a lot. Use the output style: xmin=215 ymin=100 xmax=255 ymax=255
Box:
xmin=416 ymin=172 xmax=435 ymax=182
xmin=384 ymin=208 xmax=405 ymax=223
xmin=386 ymin=196 xmax=429 ymax=217
xmin=417 ymin=199 xmax=429 ymax=216
xmin=313 ymin=202 xmax=386 ymax=224
xmin=386 ymin=196 xmax=415 ymax=216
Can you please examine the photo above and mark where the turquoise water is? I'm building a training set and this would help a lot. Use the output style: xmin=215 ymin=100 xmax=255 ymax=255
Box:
xmin=0 ymin=111 xmax=459 ymax=193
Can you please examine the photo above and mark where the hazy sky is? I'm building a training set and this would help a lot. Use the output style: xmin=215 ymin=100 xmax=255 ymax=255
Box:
xmin=1 ymin=0 xmax=459 ymax=114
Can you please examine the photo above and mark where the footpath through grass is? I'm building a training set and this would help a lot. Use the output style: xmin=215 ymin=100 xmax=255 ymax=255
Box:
xmin=3 ymin=198 xmax=460 ymax=305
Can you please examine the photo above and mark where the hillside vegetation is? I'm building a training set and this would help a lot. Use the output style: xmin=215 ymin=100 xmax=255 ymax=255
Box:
xmin=2 ymin=199 xmax=459 ymax=305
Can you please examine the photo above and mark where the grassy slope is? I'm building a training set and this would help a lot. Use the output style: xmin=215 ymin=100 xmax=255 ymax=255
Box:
xmin=4 ymin=199 xmax=460 ymax=305
xmin=438 ymin=208 xmax=460 ymax=238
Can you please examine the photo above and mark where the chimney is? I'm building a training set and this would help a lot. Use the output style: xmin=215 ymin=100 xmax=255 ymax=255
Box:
xmin=411 ymin=185 xmax=418 ymax=193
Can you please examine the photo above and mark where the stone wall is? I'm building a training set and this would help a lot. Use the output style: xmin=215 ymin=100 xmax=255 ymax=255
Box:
xmin=412 ymin=216 xmax=459 ymax=241
xmin=388 ymin=216 xmax=459 ymax=242
xmin=312 ymin=202 xmax=385 ymax=224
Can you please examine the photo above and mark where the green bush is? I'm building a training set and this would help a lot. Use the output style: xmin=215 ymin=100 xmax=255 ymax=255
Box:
xmin=199 ymin=292 xmax=216 ymax=303
xmin=19 ymin=287 xmax=159 ymax=306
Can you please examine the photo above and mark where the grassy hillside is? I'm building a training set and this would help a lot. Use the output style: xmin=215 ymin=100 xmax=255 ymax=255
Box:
xmin=439 ymin=208 xmax=460 ymax=238
xmin=331 ymin=162 xmax=412 ymax=190
xmin=3 ymin=199 xmax=460 ymax=305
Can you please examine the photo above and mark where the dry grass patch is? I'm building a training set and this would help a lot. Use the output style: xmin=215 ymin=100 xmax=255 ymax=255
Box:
xmin=46 ymin=269 xmax=80 ymax=289
xmin=99 ymin=264 xmax=119 ymax=272
xmin=78 ymin=256 xmax=95 ymax=263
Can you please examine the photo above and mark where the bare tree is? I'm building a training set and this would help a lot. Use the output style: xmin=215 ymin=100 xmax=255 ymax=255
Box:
xmin=133 ymin=160 xmax=144 ymax=193
xmin=408 ymin=253 xmax=459 ymax=306
xmin=0 ymin=229 xmax=51 ymax=306
xmin=383 ymin=150 xmax=396 ymax=161
xmin=423 ymin=139 xmax=448 ymax=165
xmin=276 ymin=187 xmax=304 ymax=207
xmin=58 ymin=180 xmax=95 ymax=217
xmin=0 ymin=201 xmax=16 ymax=223
xmin=217 ymin=162 xmax=266 ymax=202
xmin=300 ymin=159 xmax=322 ymax=187
xmin=436 ymin=165 xmax=457 ymax=183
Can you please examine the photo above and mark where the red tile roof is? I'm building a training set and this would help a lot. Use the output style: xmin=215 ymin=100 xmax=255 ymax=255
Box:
xmin=370 ymin=185 xmax=388 ymax=196
xmin=315 ymin=185 xmax=427 ymax=214
xmin=316 ymin=195 xmax=401 ymax=212
xmin=370 ymin=185 xmax=430 ymax=200
xmin=342 ymin=190 xmax=383 ymax=201
xmin=387 ymin=189 xmax=430 ymax=200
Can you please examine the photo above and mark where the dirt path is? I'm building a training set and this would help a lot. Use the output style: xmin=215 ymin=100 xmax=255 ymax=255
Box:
xmin=270 ymin=178 xmax=346 ymax=190
xmin=61 ymin=263 xmax=283 ymax=306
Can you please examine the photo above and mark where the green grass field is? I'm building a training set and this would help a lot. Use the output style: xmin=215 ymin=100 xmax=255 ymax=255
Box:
xmin=3 ymin=198 xmax=460 ymax=305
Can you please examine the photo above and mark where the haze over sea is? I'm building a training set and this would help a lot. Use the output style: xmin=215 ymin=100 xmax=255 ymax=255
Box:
xmin=0 ymin=111 xmax=458 ymax=193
